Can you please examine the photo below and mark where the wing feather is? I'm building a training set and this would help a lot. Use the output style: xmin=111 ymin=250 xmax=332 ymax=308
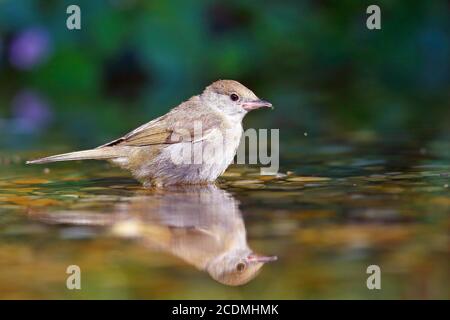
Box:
xmin=98 ymin=96 xmax=224 ymax=148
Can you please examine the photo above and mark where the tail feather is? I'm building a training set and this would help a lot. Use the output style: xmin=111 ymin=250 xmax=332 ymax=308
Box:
xmin=26 ymin=147 xmax=126 ymax=164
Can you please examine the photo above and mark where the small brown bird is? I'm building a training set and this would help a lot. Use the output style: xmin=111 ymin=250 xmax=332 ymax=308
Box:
xmin=32 ymin=185 xmax=277 ymax=286
xmin=27 ymin=80 xmax=272 ymax=187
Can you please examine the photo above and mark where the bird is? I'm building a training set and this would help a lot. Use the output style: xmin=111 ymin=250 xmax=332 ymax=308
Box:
xmin=27 ymin=80 xmax=273 ymax=187
xmin=31 ymin=185 xmax=277 ymax=286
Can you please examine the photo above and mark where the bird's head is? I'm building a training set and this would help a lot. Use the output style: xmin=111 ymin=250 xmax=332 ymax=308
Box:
xmin=201 ymin=80 xmax=273 ymax=118
xmin=205 ymin=248 xmax=277 ymax=286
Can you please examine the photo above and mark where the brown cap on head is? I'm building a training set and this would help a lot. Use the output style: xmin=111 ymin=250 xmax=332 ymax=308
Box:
xmin=206 ymin=79 xmax=258 ymax=100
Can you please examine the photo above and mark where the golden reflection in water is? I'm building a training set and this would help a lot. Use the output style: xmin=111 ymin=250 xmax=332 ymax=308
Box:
xmin=32 ymin=184 xmax=277 ymax=286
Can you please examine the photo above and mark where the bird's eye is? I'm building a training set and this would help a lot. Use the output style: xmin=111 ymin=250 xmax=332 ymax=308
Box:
xmin=230 ymin=93 xmax=239 ymax=102
xmin=236 ymin=262 xmax=246 ymax=272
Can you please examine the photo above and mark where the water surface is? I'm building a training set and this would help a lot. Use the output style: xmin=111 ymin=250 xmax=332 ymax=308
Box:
xmin=0 ymin=138 xmax=448 ymax=299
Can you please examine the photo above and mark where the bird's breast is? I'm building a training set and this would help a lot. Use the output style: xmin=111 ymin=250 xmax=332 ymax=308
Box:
xmin=131 ymin=123 xmax=243 ymax=185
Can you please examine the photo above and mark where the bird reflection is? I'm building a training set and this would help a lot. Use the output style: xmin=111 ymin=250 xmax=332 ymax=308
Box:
xmin=33 ymin=184 xmax=277 ymax=286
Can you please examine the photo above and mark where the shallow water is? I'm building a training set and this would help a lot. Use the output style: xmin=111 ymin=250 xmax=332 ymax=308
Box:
xmin=0 ymin=138 xmax=448 ymax=299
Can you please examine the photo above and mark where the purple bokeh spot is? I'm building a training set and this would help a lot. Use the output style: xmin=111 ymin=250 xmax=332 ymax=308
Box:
xmin=9 ymin=27 xmax=52 ymax=70
xmin=12 ymin=90 xmax=53 ymax=133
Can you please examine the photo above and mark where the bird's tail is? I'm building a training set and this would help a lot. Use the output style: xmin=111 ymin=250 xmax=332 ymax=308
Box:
xmin=26 ymin=147 xmax=126 ymax=164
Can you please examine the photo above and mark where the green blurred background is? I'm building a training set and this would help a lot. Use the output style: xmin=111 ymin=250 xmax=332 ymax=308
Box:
xmin=0 ymin=0 xmax=449 ymax=151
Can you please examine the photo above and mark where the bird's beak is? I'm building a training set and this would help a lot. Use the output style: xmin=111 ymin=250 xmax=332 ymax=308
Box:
xmin=246 ymin=254 xmax=278 ymax=263
xmin=242 ymin=99 xmax=273 ymax=111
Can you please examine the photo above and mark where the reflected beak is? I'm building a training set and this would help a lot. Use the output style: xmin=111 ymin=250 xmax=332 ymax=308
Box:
xmin=242 ymin=99 xmax=273 ymax=111
xmin=247 ymin=254 xmax=278 ymax=263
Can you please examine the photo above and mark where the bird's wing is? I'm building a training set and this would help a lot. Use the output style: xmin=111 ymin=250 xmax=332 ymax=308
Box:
xmin=98 ymin=97 xmax=224 ymax=148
